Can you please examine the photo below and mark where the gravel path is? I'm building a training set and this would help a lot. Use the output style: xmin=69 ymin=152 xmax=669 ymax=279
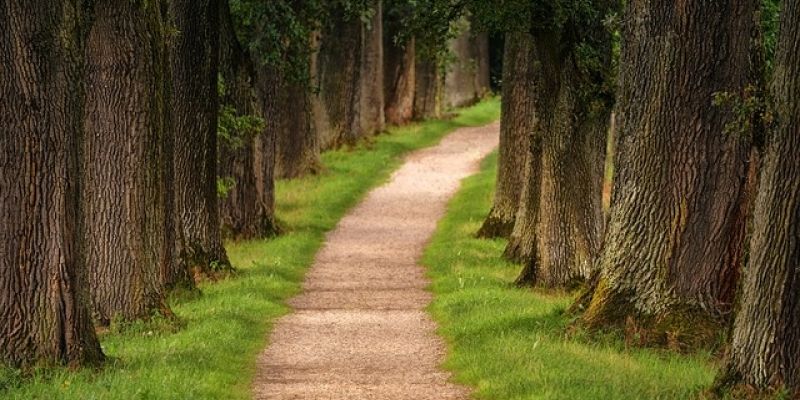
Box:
xmin=253 ymin=122 xmax=500 ymax=399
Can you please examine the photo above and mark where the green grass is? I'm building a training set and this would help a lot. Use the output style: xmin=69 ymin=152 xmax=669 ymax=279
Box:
xmin=422 ymin=151 xmax=718 ymax=400
xmin=0 ymin=98 xmax=500 ymax=400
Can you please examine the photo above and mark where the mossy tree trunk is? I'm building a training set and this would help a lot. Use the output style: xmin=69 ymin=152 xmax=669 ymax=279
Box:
xmin=506 ymin=30 xmax=609 ymax=290
xmin=413 ymin=56 xmax=442 ymax=120
xmin=478 ymin=32 xmax=535 ymax=238
xmin=579 ymin=0 xmax=758 ymax=345
xmin=720 ymin=0 xmax=800 ymax=393
xmin=83 ymin=0 xmax=176 ymax=323
xmin=384 ymin=24 xmax=416 ymax=125
xmin=442 ymin=18 xmax=490 ymax=110
xmin=0 ymin=0 xmax=104 ymax=368
xmin=217 ymin=0 xmax=279 ymax=239
xmin=359 ymin=0 xmax=385 ymax=136
xmin=313 ymin=8 xmax=364 ymax=149
xmin=169 ymin=0 xmax=231 ymax=277
xmin=272 ymin=65 xmax=320 ymax=179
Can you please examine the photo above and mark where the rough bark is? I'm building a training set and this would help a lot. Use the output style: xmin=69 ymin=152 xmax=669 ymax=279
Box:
xmin=359 ymin=0 xmax=385 ymax=136
xmin=580 ymin=0 xmax=758 ymax=345
xmin=504 ymin=136 xmax=542 ymax=267
xmin=443 ymin=19 xmax=490 ymax=110
xmin=217 ymin=0 xmax=279 ymax=239
xmin=518 ymin=34 xmax=609 ymax=288
xmin=478 ymin=32 xmax=535 ymax=238
xmin=471 ymin=32 xmax=491 ymax=98
xmin=273 ymin=70 xmax=320 ymax=179
xmin=169 ymin=0 xmax=231 ymax=276
xmin=312 ymin=9 xmax=363 ymax=149
xmin=253 ymin=68 xmax=280 ymax=239
xmin=444 ymin=20 xmax=479 ymax=109
xmin=720 ymin=0 xmax=800 ymax=393
xmin=0 ymin=0 xmax=104 ymax=367
xmin=384 ymin=27 xmax=416 ymax=125
xmin=83 ymin=0 xmax=175 ymax=323
xmin=413 ymin=56 xmax=442 ymax=120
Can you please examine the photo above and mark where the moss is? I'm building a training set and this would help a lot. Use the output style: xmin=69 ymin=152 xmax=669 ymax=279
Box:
xmin=578 ymin=283 xmax=726 ymax=352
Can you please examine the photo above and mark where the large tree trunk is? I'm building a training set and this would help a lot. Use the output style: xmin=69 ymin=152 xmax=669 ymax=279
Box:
xmin=271 ymin=48 xmax=321 ymax=180
xmin=218 ymin=1 xmax=279 ymax=239
xmin=719 ymin=0 xmax=800 ymax=393
xmin=504 ymin=136 xmax=542 ymax=267
xmin=83 ymin=0 xmax=175 ymax=323
xmin=413 ymin=56 xmax=442 ymax=120
xmin=253 ymin=68 xmax=280 ymax=237
xmin=0 ymin=0 xmax=104 ymax=368
xmin=383 ymin=22 xmax=416 ymax=125
xmin=169 ymin=0 xmax=231 ymax=276
xmin=359 ymin=0 xmax=385 ymax=136
xmin=478 ymin=32 xmax=535 ymax=238
xmin=580 ymin=0 xmax=758 ymax=346
xmin=503 ymin=33 xmax=609 ymax=288
xmin=443 ymin=18 xmax=490 ymax=110
xmin=515 ymin=34 xmax=609 ymax=288
xmin=312 ymin=9 xmax=363 ymax=149
xmin=384 ymin=39 xmax=416 ymax=125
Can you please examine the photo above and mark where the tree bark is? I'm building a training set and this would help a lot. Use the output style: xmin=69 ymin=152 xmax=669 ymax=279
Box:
xmin=720 ymin=0 xmax=800 ymax=393
xmin=504 ymin=135 xmax=542 ymax=267
xmin=0 ymin=0 xmax=104 ymax=368
xmin=444 ymin=19 xmax=480 ymax=109
xmin=580 ymin=0 xmax=758 ymax=346
xmin=478 ymin=32 xmax=535 ymax=238
xmin=83 ymin=0 xmax=175 ymax=323
xmin=217 ymin=0 xmax=279 ymax=239
xmin=312 ymin=9 xmax=363 ymax=149
xmin=266 ymin=29 xmax=321 ymax=180
xmin=359 ymin=0 xmax=385 ymax=136
xmin=169 ymin=0 xmax=231 ymax=276
xmin=443 ymin=18 xmax=490 ymax=110
xmin=384 ymin=23 xmax=416 ymax=125
xmin=413 ymin=56 xmax=442 ymax=120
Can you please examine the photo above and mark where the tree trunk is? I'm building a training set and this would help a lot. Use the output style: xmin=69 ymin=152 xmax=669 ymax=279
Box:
xmin=384 ymin=36 xmax=416 ymax=125
xmin=413 ymin=56 xmax=442 ymax=120
xmin=169 ymin=0 xmax=231 ymax=276
xmin=580 ymin=0 xmax=758 ymax=346
xmin=719 ymin=0 xmax=800 ymax=393
xmin=504 ymin=135 xmax=542 ymax=267
xmin=517 ymin=34 xmax=609 ymax=288
xmin=444 ymin=19 xmax=479 ymax=109
xmin=478 ymin=32 xmax=535 ymax=238
xmin=471 ymin=31 xmax=491 ymax=97
xmin=83 ymin=0 xmax=175 ymax=323
xmin=271 ymin=48 xmax=321 ymax=179
xmin=359 ymin=0 xmax=385 ymax=136
xmin=0 ymin=0 xmax=104 ymax=368
xmin=312 ymin=9 xmax=363 ymax=149
xmin=217 ymin=0 xmax=279 ymax=239
xmin=253 ymin=68 xmax=280 ymax=238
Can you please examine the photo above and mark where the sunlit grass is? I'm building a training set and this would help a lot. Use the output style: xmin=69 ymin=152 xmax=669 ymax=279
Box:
xmin=423 ymin=151 xmax=718 ymax=400
xmin=0 ymin=98 xmax=501 ymax=400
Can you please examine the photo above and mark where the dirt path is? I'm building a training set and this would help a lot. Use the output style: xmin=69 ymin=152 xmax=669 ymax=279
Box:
xmin=253 ymin=122 xmax=500 ymax=399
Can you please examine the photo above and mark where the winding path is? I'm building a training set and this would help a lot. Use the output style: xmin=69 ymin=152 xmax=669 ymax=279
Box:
xmin=253 ymin=122 xmax=500 ymax=399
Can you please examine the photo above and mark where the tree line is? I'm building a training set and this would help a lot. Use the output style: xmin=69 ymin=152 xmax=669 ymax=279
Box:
xmin=0 ymin=0 xmax=490 ymax=370
xmin=440 ymin=0 xmax=795 ymax=395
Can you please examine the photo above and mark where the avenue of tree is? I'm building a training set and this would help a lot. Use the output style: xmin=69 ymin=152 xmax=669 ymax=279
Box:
xmin=1 ymin=0 xmax=489 ymax=369
xmin=1 ymin=0 xmax=798 ymax=397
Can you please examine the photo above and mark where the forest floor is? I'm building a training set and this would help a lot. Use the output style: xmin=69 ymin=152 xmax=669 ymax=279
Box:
xmin=422 ymin=152 xmax=718 ymax=400
xmin=252 ymin=120 xmax=499 ymax=399
xmin=0 ymin=100 xmax=500 ymax=400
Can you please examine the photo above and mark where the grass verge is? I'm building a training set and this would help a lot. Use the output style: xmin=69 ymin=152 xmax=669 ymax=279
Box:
xmin=422 ymin=151 xmax=718 ymax=400
xmin=1 ymin=99 xmax=500 ymax=400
